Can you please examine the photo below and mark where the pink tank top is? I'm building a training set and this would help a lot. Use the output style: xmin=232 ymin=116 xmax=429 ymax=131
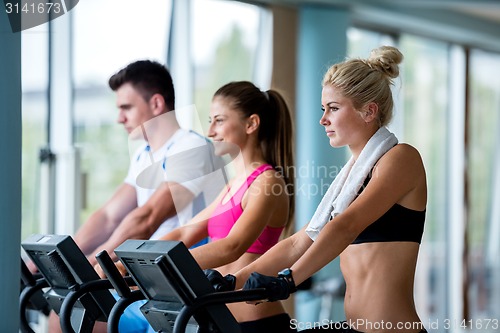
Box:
xmin=207 ymin=164 xmax=285 ymax=254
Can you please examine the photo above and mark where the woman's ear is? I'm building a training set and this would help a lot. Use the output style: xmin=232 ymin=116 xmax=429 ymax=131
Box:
xmin=362 ymin=102 xmax=379 ymax=123
xmin=246 ymin=114 xmax=261 ymax=134
xmin=149 ymin=94 xmax=166 ymax=116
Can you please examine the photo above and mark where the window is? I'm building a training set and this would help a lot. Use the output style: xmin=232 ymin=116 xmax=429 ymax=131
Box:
xmin=399 ymin=35 xmax=450 ymax=325
xmin=348 ymin=28 xmax=392 ymax=59
xmin=467 ymin=49 xmax=500 ymax=322
xmin=191 ymin=0 xmax=263 ymax=135
xmin=21 ymin=24 xmax=49 ymax=239
xmin=72 ymin=0 xmax=171 ymax=223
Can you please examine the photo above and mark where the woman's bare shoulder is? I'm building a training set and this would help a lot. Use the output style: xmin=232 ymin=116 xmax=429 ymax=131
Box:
xmin=377 ymin=143 xmax=424 ymax=170
xmin=371 ymin=143 xmax=426 ymax=192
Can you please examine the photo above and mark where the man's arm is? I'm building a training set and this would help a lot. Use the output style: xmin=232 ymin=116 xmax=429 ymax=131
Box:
xmin=87 ymin=181 xmax=194 ymax=264
xmin=74 ymin=183 xmax=137 ymax=257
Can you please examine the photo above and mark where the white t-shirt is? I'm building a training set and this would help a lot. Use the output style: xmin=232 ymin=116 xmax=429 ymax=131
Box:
xmin=125 ymin=128 xmax=225 ymax=239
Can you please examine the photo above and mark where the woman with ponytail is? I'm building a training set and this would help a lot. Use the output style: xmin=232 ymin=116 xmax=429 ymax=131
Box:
xmin=153 ymin=81 xmax=296 ymax=332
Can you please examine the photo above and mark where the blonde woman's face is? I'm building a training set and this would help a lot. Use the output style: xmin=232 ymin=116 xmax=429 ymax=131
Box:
xmin=320 ymin=85 xmax=366 ymax=148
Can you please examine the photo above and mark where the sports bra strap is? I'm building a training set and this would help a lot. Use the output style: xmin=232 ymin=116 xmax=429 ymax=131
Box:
xmin=229 ymin=164 xmax=274 ymax=204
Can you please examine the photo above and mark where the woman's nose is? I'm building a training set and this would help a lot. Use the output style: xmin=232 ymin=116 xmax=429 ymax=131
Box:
xmin=319 ymin=111 xmax=329 ymax=126
xmin=207 ymin=122 xmax=215 ymax=137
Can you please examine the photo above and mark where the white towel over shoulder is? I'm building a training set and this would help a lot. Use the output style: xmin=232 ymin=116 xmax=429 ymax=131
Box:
xmin=305 ymin=127 xmax=398 ymax=241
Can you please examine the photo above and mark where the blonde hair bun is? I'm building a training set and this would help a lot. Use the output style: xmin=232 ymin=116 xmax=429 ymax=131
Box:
xmin=366 ymin=46 xmax=403 ymax=79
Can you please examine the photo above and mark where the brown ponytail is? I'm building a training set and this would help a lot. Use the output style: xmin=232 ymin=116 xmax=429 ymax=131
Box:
xmin=214 ymin=82 xmax=295 ymax=230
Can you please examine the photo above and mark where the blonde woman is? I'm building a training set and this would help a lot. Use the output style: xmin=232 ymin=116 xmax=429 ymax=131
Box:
xmin=235 ymin=46 xmax=428 ymax=333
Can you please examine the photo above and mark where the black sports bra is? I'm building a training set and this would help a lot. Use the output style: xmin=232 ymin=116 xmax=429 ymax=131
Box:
xmin=351 ymin=173 xmax=426 ymax=244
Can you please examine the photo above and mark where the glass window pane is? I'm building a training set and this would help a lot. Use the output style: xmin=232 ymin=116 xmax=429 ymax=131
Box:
xmin=73 ymin=0 xmax=171 ymax=87
xmin=399 ymin=35 xmax=450 ymax=325
xmin=73 ymin=0 xmax=171 ymax=224
xmin=21 ymin=24 xmax=49 ymax=240
xmin=192 ymin=0 xmax=261 ymax=134
xmin=347 ymin=27 xmax=387 ymax=57
xmin=468 ymin=49 xmax=500 ymax=323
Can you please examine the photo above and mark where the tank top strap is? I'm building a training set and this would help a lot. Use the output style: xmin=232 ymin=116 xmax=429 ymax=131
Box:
xmin=247 ymin=164 xmax=274 ymax=183
xmin=232 ymin=164 xmax=274 ymax=203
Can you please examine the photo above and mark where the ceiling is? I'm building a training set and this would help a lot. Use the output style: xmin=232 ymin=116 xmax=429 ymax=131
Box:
xmin=454 ymin=6 xmax=500 ymax=23
xmin=244 ymin=0 xmax=500 ymax=52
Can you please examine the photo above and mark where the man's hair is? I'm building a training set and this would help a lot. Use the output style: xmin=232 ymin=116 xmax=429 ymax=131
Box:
xmin=108 ymin=60 xmax=175 ymax=111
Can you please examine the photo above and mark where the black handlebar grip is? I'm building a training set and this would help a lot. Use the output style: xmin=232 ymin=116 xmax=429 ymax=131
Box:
xmin=20 ymin=258 xmax=36 ymax=286
xmin=95 ymin=250 xmax=131 ymax=298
